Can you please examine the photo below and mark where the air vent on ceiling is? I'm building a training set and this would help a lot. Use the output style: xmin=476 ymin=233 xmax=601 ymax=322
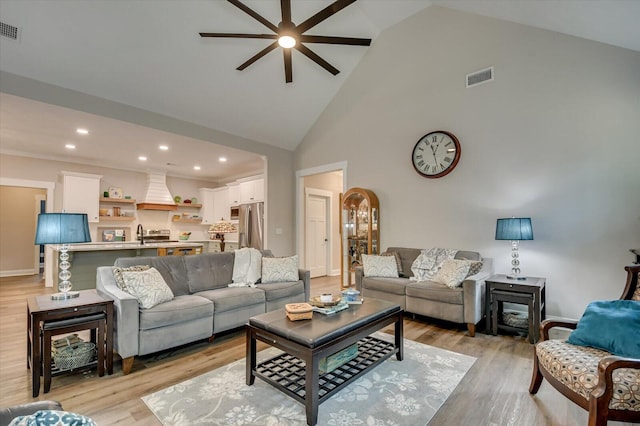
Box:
xmin=466 ymin=67 xmax=494 ymax=88
xmin=0 ymin=21 xmax=20 ymax=42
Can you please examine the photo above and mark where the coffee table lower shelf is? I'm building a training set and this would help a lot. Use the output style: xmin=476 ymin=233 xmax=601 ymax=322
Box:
xmin=254 ymin=335 xmax=396 ymax=404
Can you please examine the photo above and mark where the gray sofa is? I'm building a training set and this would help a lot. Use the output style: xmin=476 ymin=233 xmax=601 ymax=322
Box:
xmin=355 ymin=247 xmax=493 ymax=336
xmin=96 ymin=251 xmax=310 ymax=374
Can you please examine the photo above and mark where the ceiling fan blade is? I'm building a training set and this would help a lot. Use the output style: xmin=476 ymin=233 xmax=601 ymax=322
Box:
xmin=295 ymin=44 xmax=340 ymax=75
xmin=227 ymin=0 xmax=278 ymax=33
xmin=281 ymin=0 xmax=292 ymax=25
xmin=283 ymin=48 xmax=293 ymax=83
xmin=237 ymin=41 xmax=279 ymax=71
xmin=199 ymin=33 xmax=277 ymax=40
xmin=299 ymin=35 xmax=371 ymax=46
xmin=296 ymin=0 xmax=357 ymax=34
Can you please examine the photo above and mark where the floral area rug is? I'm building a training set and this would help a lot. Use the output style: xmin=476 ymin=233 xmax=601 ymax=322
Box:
xmin=142 ymin=332 xmax=476 ymax=425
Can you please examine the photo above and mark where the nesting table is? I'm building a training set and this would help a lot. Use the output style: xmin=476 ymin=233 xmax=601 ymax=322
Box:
xmin=27 ymin=290 xmax=114 ymax=397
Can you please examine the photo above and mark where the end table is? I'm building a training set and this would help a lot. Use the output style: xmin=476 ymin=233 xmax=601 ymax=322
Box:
xmin=485 ymin=274 xmax=546 ymax=343
xmin=27 ymin=289 xmax=114 ymax=397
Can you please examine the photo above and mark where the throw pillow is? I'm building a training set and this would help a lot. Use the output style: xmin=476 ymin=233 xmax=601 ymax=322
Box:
xmin=465 ymin=261 xmax=484 ymax=277
xmin=566 ymin=300 xmax=640 ymax=358
xmin=232 ymin=247 xmax=262 ymax=285
xmin=112 ymin=265 xmax=151 ymax=292
xmin=633 ymin=285 xmax=640 ymax=302
xmin=9 ymin=409 xmax=97 ymax=426
xmin=410 ymin=247 xmax=459 ymax=282
xmin=362 ymin=254 xmax=398 ymax=278
xmin=262 ymin=255 xmax=299 ymax=283
xmin=121 ymin=267 xmax=174 ymax=309
xmin=381 ymin=251 xmax=404 ymax=277
xmin=434 ymin=259 xmax=472 ymax=288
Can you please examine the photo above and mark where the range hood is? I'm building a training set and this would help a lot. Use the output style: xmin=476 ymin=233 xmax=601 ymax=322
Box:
xmin=136 ymin=172 xmax=177 ymax=211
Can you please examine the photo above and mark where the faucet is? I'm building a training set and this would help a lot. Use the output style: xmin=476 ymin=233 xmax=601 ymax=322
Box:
xmin=137 ymin=224 xmax=144 ymax=245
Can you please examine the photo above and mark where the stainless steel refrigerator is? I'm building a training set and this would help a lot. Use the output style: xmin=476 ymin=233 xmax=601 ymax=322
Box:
xmin=238 ymin=202 xmax=264 ymax=250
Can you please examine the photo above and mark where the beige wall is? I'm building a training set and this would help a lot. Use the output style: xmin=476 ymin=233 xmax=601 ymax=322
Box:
xmin=295 ymin=6 xmax=640 ymax=319
xmin=303 ymin=171 xmax=343 ymax=275
xmin=0 ymin=186 xmax=46 ymax=275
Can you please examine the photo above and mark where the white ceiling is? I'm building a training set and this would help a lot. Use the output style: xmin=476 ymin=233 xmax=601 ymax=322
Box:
xmin=1 ymin=0 xmax=639 ymax=180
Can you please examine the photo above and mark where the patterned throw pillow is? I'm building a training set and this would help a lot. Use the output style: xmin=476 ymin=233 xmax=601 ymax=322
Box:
xmin=362 ymin=254 xmax=398 ymax=278
xmin=381 ymin=251 xmax=403 ymax=277
xmin=465 ymin=261 xmax=483 ymax=277
xmin=261 ymin=255 xmax=299 ymax=283
xmin=9 ymin=409 xmax=97 ymax=426
xmin=121 ymin=267 xmax=174 ymax=309
xmin=112 ymin=265 xmax=151 ymax=292
xmin=410 ymin=253 xmax=437 ymax=282
xmin=434 ymin=259 xmax=472 ymax=288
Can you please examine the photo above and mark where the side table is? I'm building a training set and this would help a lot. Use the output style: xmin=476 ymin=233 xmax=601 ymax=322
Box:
xmin=27 ymin=290 xmax=114 ymax=397
xmin=485 ymin=275 xmax=546 ymax=343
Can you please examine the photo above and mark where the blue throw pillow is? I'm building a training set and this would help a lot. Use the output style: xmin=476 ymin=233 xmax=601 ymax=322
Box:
xmin=566 ymin=300 xmax=640 ymax=358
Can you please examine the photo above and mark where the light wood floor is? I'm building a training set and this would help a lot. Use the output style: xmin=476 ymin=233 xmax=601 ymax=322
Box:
xmin=0 ymin=274 xmax=632 ymax=425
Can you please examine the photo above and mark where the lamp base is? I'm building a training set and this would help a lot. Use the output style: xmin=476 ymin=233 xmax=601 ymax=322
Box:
xmin=51 ymin=291 xmax=80 ymax=300
xmin=506 ymin=275 xmax=527 ymax=281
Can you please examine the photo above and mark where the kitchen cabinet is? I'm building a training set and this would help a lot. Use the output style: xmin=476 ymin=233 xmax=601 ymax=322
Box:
xmin=59 ymin=171 xmax=102 ymax=222
xmin=212 ymin=187 xmax=229 ymax=222
xmin=239 ymin=178 xmax=264 ymax=204
xmin=157 ymin=246 xmax=203 ymax=256
xmin=227 ymin=183 xmax=240 ymax=206
xmin=199 ymin=188 xmax=216 ymax=225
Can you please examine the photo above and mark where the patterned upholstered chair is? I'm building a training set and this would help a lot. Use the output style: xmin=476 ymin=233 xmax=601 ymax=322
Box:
xmin=529 ymin=265 xmax=640 ymax=426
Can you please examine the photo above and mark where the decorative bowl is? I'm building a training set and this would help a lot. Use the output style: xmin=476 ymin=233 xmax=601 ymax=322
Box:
xmin=309 ymin=295 xmax=342 ymax=307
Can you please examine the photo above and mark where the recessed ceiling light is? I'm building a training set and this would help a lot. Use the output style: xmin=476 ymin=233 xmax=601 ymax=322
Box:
xmin=65 ymin=144 xmax=76 ymax=149
xmin=219 ymin=157 xmax=227 ymax=162
xmin=193 ymin=165 xmax=201 ymax=171
xmin=76 ymin=128 xmax=89 ymax=135
xmin=138 ymin=156 xmax=147 ymax=161
xmin=159 ymin=145 xmax=169 ymax=151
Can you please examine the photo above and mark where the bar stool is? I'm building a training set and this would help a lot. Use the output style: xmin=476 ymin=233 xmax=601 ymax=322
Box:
xmin=41 ymin=313 xmax=106 ymax=394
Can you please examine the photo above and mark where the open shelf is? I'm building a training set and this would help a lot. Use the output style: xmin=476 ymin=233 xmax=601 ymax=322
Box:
xmin=176 ymin=203 xmax=202 ymax=208
xmin=99 ymin=216 xmax=135 ymax=222
xmin=99 ymin=197 xmax=136 ymax=204
xmin=172 ymin=218 xmax=203 ymax=223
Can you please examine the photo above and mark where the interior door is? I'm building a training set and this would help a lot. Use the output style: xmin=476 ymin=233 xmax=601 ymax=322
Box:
xmin=306 ymin=194 xmax=328 ymax=278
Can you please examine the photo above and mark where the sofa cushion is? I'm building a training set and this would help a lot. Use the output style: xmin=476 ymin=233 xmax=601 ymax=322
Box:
xmin=256 ymin=280 xmax=304 ymax=301
xmin=121 ymin=267 xmax=175 ymax=309
xmin=262 ymin=255 xmax=299 ymax=283
xmin=361 ymin=276 xmax=411 ymax=295
xmin=184 ymin=252 xmax=234 ymax=293
xmin=406 ymin=281 xmax=464 ymax=305
xmin=536 ymin=339 xmax=640 ymax=411
xmin=115 ymin=256 xmax=190 ymax=296
xmin=362 ymin=254 xmax=398 ymax=278
xmin=197 ymin=287 xmax=265 ymax=313
xmin=138 ymin=294 xmax=213 ymax=330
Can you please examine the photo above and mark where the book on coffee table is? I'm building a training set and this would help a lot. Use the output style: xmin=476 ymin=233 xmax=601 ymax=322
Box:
xmin=312 ymin=302 xmax=349 ymax=315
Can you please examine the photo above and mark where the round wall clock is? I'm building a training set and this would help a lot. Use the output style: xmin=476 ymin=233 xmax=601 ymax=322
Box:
xmin=411 ymin=130 xmax=461 ymax=178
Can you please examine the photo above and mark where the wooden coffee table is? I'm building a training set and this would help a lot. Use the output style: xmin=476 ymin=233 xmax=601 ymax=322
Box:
xmin=246 ymin=298 xmax=403 ymax=426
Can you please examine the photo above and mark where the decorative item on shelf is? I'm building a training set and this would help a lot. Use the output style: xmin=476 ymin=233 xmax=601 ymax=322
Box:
xmin=208 ymin=218 xmax=237 ymax=252
xmin=52 ymin=335 xmax=96 ymax=371
xmin=34 ymin=213 xmax=91 ymax=300
xmin=179 ymin=232 xmax=191 ymax=241
xmin=183 ymin=199 xmax=192 ymax=204
xmin=103 ymin=191 xmax=109 ymax=198
xmin=108 ymin=187 xmax=123 ymax=199
xmin=495 ymin=217 xmax=534 ymax=280
xmin=174 ymin=195 xmax=182 ymax=203
xmin=191 ymin=197 xmax=198 ymax=204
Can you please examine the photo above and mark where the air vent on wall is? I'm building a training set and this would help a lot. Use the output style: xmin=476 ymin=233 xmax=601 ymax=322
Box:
xmin=0 ymin=21 xmax=20 ymax=42
xmin=466 ymin=67 xmax=494 ymax=88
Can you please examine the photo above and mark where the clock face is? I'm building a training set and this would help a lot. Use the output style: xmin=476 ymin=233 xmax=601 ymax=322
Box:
xmin=411 ymin=131 xmax=461 ymax=178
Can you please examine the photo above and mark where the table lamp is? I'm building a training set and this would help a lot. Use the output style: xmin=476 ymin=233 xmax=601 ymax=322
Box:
xmin=495 ymin=217 xmax=533 ymax=280
xmin=34 ymin=213 xmax=91 ymax=300
xmin=208 ymin=218 xmax=237 ymax=252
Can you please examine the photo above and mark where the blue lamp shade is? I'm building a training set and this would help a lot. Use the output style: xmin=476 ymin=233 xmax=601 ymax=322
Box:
xmin=495 ymin=218 xmax=533 ymax=241
xmin=34 ymin=213 xmax=91 ymax=245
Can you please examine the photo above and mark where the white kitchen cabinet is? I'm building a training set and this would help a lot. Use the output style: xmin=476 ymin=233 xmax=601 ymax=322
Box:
xmin=227 ymin=183 xmax=240 ymax=206
xmin=212 ymin=187 xmax=229 ymax=221
xmin=199 ymin=188 xmax=216 ymax=225
xmin=59 ymin=171 xmax=102 ymax=222
xmin=239 ymin=178 xmax=264 ymax=204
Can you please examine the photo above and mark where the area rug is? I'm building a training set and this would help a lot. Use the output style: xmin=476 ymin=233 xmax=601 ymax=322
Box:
xmin=142 ymin=332 xmax=476 ymax=425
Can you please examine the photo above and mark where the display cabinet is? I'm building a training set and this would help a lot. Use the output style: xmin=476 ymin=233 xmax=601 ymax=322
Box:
xmin=340 ymin=188 xmax=379 ymax=289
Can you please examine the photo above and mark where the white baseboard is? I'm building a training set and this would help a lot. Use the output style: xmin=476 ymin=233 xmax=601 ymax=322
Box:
xmin=0 ymin=269 xmax=37 ymax=278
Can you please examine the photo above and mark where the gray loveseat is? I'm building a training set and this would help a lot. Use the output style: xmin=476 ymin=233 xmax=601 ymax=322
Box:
xmin=96 ymin=251 xmax=310 ymax=374
xmin=355 ymin=247 xmax=493 ymax=336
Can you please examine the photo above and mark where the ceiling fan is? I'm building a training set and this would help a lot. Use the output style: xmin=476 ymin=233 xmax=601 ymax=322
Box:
xmin=200 ymin=0 xmax=372 ymax=83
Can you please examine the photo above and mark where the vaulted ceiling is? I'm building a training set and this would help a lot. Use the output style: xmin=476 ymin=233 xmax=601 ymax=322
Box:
xmin=1 ymin=0 xmax=638 ymax=180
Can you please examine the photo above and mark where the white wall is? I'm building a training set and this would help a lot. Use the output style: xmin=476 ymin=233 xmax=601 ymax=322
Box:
xmin=295 ymin=6 xmax=640 ymax=320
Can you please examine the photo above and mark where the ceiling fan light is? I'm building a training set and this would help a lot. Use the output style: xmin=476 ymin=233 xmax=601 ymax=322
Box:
xmin=278 ymin=35 xmax=296 ymax=48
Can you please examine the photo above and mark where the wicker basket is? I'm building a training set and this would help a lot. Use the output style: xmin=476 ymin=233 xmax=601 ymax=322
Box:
xmin=53 ymin=336 xmax=96 ymax=371
xmin=285 ymin=303 xmax=313 ymax=321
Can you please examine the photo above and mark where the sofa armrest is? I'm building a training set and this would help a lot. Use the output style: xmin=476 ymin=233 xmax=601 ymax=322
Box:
xmin=298 ymin=269 xmax=311 ymax=301
xmin=355 ymin=266 xmax=364 ymax=291
xmin=461 ymin=259 xmax=493 ymax=324
xmin=96 ymin=266 xmax=139 ymax=359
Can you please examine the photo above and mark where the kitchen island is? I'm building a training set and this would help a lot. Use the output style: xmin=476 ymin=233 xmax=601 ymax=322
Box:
xmin=49 ymin=242 xmax=204 ymax=292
